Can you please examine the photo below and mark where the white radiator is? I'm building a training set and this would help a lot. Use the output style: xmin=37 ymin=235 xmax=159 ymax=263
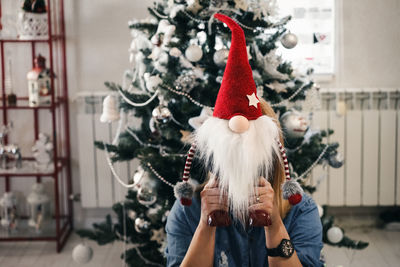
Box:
xmin=76 ymin=93 xmax=136 ymax=208
xmin=76 ymin=89 xmax=400 ymax=208
xmin=312 ymin=88 xmax=400 ymax=206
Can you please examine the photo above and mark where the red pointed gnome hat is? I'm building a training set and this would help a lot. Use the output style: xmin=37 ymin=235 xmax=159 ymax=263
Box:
xmin=213 ymin=14 xmax=262 ymax=121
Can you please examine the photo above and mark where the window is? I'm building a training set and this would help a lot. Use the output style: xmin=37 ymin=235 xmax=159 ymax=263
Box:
xmin=277 ymin=0 xmax=335 ymax=76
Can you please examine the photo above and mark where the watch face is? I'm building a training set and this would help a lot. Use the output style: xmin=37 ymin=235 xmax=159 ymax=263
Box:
xmin=281 ymin=239 xmax=294 ymax=258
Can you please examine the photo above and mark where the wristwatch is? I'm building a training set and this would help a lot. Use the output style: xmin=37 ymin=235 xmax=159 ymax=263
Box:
xmin=266 ymin=238 xmax=294 ymax=258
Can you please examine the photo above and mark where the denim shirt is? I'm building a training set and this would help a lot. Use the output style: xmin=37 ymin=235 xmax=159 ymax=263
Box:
xmin=165 ymin=193 xmax=323 ymax=267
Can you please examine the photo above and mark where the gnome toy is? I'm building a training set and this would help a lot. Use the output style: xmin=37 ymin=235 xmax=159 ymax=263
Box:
xmin=174 ymin=14 xmax=303 ymax=227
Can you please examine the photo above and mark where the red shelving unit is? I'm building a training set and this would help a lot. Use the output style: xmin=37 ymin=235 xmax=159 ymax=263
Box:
xmin=0 ymin=0 xmax=72 ymax=252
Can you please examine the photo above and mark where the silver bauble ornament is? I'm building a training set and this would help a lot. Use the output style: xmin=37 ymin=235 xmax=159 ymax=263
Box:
xmin=280 ymin=110 xmax=309 ymax=138
xmin=327 ymin=226 xmax=343 ymax=244
xmin=281 ymin=32 xmax=298 ymax=49
xmin=72 ymin=243 xmax=93 ymax=264
xmin=134 ymin=217 xmax=151 ymax=233
xmin=328 ymin=152 xmax=344 ymax=168
xmin=137 ymin=186 xmax=157 ymax=206
xmin=213 ymin=49 xmax=229 ymax=66
xmin=152 ymin=105 xmax=172 ymax=124
xmin=185 ymin=44 xmax=203 ymax=62
xmin=174 ymin=71 xmax=197 ymax=92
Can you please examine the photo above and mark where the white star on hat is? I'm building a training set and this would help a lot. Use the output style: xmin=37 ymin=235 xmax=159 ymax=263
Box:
xmin=247 ymin=93 xmax=260 ymax=108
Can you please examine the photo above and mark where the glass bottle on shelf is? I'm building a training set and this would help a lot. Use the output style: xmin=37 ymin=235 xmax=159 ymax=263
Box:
xmin=27 ymin=54 xmax=51 ymax=107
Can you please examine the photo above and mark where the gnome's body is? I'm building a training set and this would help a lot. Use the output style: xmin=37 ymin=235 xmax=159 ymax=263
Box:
xmin=175 ymin=14 xmax=303 ymax=227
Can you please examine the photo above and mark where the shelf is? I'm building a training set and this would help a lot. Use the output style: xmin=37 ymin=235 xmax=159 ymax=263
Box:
xmin=0 ymin=159 xmax=67 ymax=177
xmin=0 ymin=34 xmax=65 ymax=43
xmin=0 ymin=217 xmax=70 ymax=241
xmin=0 ymin=97 xmax=66 ymax=110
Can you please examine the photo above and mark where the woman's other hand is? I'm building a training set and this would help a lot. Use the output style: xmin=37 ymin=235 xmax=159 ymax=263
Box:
xmin=199 ymin=177 xmax=229 ymax=227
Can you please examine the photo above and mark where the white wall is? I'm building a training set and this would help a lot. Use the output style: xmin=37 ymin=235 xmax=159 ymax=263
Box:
xmin=323 ymin=0 xmax=400 ymax=88
xmin=64 ymin=0 xmax=150 ymax=225
xmin=64 ymin=0 xmax=400 ymax=223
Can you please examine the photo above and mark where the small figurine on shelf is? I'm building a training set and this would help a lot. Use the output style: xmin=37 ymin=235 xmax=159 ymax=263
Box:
xmin=0 ymin=123 xmax=22 ymax=169
xmin=18 ymin=0 xmax=48 ymax=40
xmin=0 ymin=192 xmax=18 ymax=230
xmin=32 ymin=133 xmax=53 ymax=171
xmin=27 ymin=54 xmax=52 ymax=107
xmin=27 ymin=183 xmax=49 ymax=232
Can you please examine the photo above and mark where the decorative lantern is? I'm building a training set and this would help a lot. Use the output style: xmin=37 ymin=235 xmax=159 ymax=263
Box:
xmin=27 ymin=183 xmax=49 ymax=231
xmin=27 ymin=54 xmax=52 ymax=107
xmin=0 ymin=192 xmax=18 ymax=230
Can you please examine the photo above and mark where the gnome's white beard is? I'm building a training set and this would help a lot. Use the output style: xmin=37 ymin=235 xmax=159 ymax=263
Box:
xmin=194 ymin=115 xmax=281 ymax=225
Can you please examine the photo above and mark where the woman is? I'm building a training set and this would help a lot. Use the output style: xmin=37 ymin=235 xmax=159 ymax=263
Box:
xmin=165 ymin=100 xmax=323 ymax=266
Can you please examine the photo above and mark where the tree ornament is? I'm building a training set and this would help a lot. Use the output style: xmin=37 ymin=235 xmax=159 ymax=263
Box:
xmin=186 ymin=0 xmax=203 ymax=14
xmin=280 ymin=110 xmax=309 ymax=139
xmin=143 ymin=73 xmax=162 ymax=93
xmin=234 ymin=0 xmax=248 ymax=10
xmin=174 ymin=71 xmax=198 ymax=92
xmin=146 ymin=204 xmax=162 ymax=223
xmin=150 ymin=20 xmax=176 ymax=48
xmin=169 ymin=47 xmax=182 ymax=57
xmin=152 ymin=105 xmax=172 ymax=124
xmin=130 ymin=166 xmax=146 ymax=187
xmin=128 ymin=210 xmax=137 ymax=220
xmin=137 ymin=186 xmax=157 ymax=206
xmin=72 ymin=243 xmax=93 ymax=264
xmin=134 ymin=217 xmax=151 ymax=233
xmin=213 ymin=49 xmax=229 ymax=66
xmin=281 ymin=32 xmax=298 ymax=49
xmin=185 ymin=44 xmax=203 ymax=62
xmin=328 ymin=152 xmax=344 ymax=168
xmin=150 ymin=227 xmax=166 ymax=245
xmin=100 ymin=95 xmax=120 ymax=123
xmin=327 ymin=226 xmax=344 ymax=244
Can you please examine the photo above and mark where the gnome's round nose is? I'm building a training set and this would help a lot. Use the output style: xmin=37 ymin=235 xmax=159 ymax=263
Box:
xmin=212 ymin=14 xmax=262 ymax=133
xmin=228 ymin=115 xmax=249 ymax=133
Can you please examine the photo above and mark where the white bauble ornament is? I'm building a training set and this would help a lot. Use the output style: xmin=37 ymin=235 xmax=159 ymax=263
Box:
xmin=185 ymin=45 xmax=203 ymax=62
xmin=213 ymin=49 xmax=229 ymax=66
xmin=72 ymin=243 xmax=93 ymax=264
xmin=280 ymin=110 xmax=309 ymax=138
xmin=317 ymin=204 xmax=323 ymax=217
xmin=281 ymin=32 xmax=298 ymax=49
xmin=152 ymin=105 xmax=172 ymax=124
xmin=327 ymin=226 xmax=343 ymax=244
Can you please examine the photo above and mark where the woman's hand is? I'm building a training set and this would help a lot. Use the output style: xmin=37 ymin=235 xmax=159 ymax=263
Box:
xmin=249 ymin=176 xmax=281 ymax=228
xmin=199 ymin=178 xmax=229 ymax=227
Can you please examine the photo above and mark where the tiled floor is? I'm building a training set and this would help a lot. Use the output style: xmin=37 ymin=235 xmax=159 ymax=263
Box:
xmin=0 ymin=227 xmax=399 ymax=267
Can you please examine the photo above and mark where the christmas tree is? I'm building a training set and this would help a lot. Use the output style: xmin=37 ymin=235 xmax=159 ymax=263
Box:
xmin=76 ymin=0 xmax=368 ymax=265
